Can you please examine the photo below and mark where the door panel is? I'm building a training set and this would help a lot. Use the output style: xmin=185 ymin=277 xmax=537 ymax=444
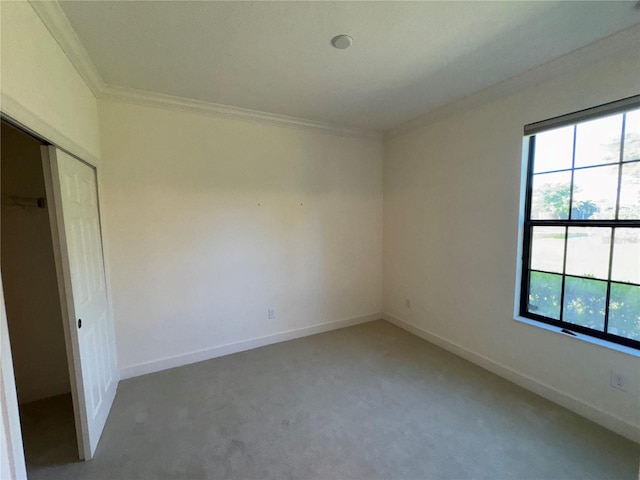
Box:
xmin=44 ymin=147 xmax=118 ymax=459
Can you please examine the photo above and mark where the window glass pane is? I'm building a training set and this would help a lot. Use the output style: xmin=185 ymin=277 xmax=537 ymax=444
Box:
xmin=533 ymin=126 xmax=574 ymax=173
xmin=531 ymin=171 xmax=572 ymax=219
xmin=523 ymin=103 xmax=640 ymax=348
xmin=528 ymin=272 xmax=562 ymax=319
xmin=611 ymin=228 xmax=640 ymax=284
xmin=565 ymin=227 xmax=611 ymax=280
xmin=530 ymin=227 xmax=565 ymax=274
xmin=608 ymin=283 xmax=640 ymax=341
xmin=623 ymin=109 xmax=640 ymax=162
xmin=563 ymin=277 xmax=606 ymax=331
xmin=574 ymin=114 xmax=622 ymax=168
xmin=571 ymin=164 xmax=619 ymax=220
xmin=619 ymin=162 xmax=640 ymax=220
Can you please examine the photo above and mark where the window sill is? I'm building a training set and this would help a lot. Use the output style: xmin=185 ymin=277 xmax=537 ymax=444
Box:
xmin=513 ymin=316 xmax=640 ymax=358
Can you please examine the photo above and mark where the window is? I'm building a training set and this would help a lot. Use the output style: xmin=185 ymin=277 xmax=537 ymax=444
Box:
xmin=520 ymin=96 xmax=640 ymax=350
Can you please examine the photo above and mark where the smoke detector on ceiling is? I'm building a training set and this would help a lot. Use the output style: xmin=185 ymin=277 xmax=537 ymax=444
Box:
xmin=331 ymin=34 xmax=353 ymax=50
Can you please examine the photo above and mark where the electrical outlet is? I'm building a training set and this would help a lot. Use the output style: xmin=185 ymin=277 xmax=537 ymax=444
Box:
xmin=405 ymin=299 xmax=410 ymax=309
xmin=610 ymin=371 xmax=626 ymax=391
xmin=268 ymin=308 xmax=275 ymax=320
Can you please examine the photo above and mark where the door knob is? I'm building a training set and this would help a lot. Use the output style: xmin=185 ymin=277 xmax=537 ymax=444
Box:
xmin=78 ymin=318 xmax=82 ymax=329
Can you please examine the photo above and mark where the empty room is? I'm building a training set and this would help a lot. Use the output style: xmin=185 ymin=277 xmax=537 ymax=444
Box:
xmin=1 ymin=1 xmax=639 ymax=479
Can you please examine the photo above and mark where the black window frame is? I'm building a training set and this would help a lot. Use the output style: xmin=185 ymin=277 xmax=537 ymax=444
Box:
xmin=520 ymin=95 xmax=640 ymax=350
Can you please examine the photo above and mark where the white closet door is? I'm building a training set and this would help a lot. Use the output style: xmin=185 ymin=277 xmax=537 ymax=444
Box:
xmin=46 ymin=147 xmax=118 ymax=460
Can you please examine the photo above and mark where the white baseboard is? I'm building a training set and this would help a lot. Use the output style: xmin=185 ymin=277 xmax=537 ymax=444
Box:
xmin=120 ymin=313 xmax=381 ymax=380
xmin=383 ymin=313 xmax=640 ymax=444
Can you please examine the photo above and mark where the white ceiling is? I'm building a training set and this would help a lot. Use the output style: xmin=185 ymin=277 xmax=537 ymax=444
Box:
xmin=58 ymin=1 xmax=640 ymax=132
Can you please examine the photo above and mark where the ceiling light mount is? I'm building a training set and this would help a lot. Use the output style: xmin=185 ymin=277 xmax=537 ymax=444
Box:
xmin=331 ymin=34 xmax=353 ymax=50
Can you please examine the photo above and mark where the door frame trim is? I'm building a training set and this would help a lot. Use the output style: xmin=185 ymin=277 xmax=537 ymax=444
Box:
xmin=0 ymin=278 xmax=28 ymax=480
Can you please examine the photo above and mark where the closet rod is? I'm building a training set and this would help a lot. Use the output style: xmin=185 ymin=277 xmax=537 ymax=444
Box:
xmin=1 ymin=195 xmax=46 ymax=209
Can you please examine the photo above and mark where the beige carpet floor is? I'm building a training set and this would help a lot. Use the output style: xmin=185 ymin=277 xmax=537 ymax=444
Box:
xmin=25 ymin=320 xmax=639 ymax=480
xmin=20 ymin=393 xmax=79 ymax=468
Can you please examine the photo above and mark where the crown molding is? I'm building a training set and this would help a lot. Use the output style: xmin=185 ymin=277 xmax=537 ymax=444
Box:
xmin=27 ymin=0 xmax=381 ymax=141
xmin=28 ymin=0 xmax=105 ymax=95
xmin=99 ymin=85 xmax=383 ymax=140
xmin=387 ymin=23 xmax=640 ymax=139
xmin=28 ymin=0 xmax=638 ymax=142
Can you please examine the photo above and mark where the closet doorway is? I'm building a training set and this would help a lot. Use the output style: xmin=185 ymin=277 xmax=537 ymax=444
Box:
xmin=1 ymin=120 xmax=78 ymax=467
xmin=1 ymin=117 xmax=119 ymax=472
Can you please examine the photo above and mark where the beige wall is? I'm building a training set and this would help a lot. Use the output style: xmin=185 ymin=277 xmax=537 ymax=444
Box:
xmin=98 ymin=100 xmax=383 ymax=375
xmin=384 ymin=44 xmax=640 ymax=439
xmin=0 ymin=0 xmax=638 ymax=459
xmin=1 ymin=125 xmax=70 ymax=403
xmin=0 ymin=0 xmax=101 ymax=162
xmin=0 ymin=3 xmax=102 ymax=475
